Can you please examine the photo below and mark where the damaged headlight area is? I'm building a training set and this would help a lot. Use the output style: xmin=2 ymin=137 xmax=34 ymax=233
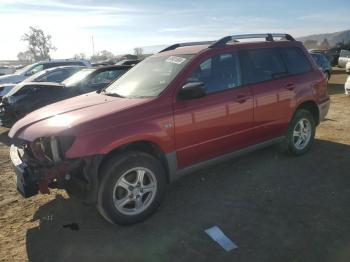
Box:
xmin=30 ymin=136 xmax=75 ymax=163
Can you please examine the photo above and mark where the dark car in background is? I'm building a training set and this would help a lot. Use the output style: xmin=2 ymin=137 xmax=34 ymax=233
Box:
xmin=116 ymin=59 xmax=141 ymax=66
xmin=0 ymin=66 xmax=84 ymax=98
xmin=0 ymin=59 xmax=90 ymax=85
xmin=0 ymin=65 xmax=131 ymax=127
xmin=310 ymin=52 xmax=332 ymax=81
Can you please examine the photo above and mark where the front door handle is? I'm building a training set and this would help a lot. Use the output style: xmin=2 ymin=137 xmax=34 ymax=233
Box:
xmin=285 ymin=83 xmax=295 ymax=91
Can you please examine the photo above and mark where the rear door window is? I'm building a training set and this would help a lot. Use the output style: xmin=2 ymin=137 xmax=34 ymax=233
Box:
xmin=239 ymin=48 xmax=287 ymax=85
xmin=282 ymin=47 xmax=311 ymax=75
xmin=187 ymin=53 xmax=241 ymax=94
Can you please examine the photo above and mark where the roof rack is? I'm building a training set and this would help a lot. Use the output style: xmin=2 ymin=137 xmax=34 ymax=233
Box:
xmin=159 ymin=41 xmax=215 ymax=53
xmin=209 ymin=33 xmax=295 ymax=48
xmin=159 ymin=33 xmax=295 ymax=53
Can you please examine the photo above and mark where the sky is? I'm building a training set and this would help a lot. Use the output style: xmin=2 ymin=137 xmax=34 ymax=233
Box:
xmin=0 ymin=0 xmax=349 ymax=60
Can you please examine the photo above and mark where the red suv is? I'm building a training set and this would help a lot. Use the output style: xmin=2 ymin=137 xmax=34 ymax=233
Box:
xmin=9 ymin=34 xmax=330 ymax=225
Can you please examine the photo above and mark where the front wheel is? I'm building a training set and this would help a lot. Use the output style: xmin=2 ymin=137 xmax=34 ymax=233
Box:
xmin=285 ymin=109 xmax=316 ymax=156
xmin=97 ymin=151 xmax=167 ymax=225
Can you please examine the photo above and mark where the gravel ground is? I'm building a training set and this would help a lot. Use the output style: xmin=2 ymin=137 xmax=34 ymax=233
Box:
xmin=0 ymin=69 xmax=349 ymax=262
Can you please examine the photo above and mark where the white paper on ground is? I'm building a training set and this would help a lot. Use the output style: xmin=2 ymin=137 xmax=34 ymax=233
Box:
xmin=205 ymin=226 xmax=238 ymax=252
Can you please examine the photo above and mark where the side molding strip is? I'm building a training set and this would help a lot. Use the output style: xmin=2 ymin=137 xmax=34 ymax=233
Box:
xmin=166 ymin=136 xmax=284 ymax=182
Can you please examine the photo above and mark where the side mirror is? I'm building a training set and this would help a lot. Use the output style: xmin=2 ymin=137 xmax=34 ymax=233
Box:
xmin=179 ymin=82 xmax=206 ymax=100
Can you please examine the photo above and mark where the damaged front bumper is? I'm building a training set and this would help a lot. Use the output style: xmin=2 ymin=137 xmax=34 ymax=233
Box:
xmin=10 ymin=143 xmax=103 ymax=202
xmin=10 ymin=145 xmax=39 ymax=198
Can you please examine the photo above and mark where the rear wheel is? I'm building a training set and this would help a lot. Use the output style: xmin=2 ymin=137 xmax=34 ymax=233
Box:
xmin=97 ymin=151 xmax=167 ymax=225
xmin=285 ymin=109 xmax=316 ymax=155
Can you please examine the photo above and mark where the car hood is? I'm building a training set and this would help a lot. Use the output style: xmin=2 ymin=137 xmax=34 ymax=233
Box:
xmin=4 ymin=82 xmax=63 ymax=98
xmin=0 ymin=73 xmax=21 ymax=84
xmin=9 ymin=91 xmax=152 ymax=141
xmin=0 ymin=83 xmax=16 ymax=97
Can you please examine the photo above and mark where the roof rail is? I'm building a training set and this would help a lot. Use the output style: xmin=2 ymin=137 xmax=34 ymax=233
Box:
xmin=209 ymin=33 xmax=295 ymax=48
xmin=159 ymin=41 xmax=215 ymax=53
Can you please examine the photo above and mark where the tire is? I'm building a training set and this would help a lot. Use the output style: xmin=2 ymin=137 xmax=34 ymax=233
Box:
xmin=285 ymin=109 xmax=316 ymax=156
xmin=97 ymin=151 xmax=167 ymax=225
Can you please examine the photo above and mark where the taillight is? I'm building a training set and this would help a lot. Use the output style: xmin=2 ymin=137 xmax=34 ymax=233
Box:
xmin=312 ymin=77 xmax=328 ymax=101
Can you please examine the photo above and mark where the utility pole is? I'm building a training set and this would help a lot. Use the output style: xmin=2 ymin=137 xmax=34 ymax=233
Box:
xmin=92 ymin=35 xmax=95 ymax=56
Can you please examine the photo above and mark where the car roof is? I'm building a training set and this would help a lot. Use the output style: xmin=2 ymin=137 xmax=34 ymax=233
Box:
xmin=46 ymin=65 xmax=85 ymax=71
xmin=92 ymin=65 xmax=132 ymax=71
xmin=39 ymin=59 xmax=89 ymax=64
xmin=155 ymin=33 xmax=298 ymax=57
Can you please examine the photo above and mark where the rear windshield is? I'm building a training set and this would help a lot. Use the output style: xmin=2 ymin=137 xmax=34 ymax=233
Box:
xmin=105 ymin=55 xmax=193 ymax=98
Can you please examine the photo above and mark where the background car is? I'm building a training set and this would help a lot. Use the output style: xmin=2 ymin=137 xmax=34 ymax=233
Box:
xmin=338 ymin=50 xmax=350 ymax=68
xmin=310 ymin=52 xmax=332 ymax=81
xmin=116 ymin=59 xmax=141 ymax=66
xmin=346 ymin=61 xmax=350 ymax=74
xmin=0 ymin=66 xmax=15 ymax=76
xmin=0 ymin=65 xmax=131 ymax=126
xmin=0 ymin=65 xmax=84 ymax=98
xmin=0 ymin=59 xmax=90 ymax=85
xmin=345 ymin=75 xmax=350 ymax=95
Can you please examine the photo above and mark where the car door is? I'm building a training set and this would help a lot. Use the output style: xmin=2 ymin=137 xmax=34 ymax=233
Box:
xmin=173 ymin=52 xmax=254 ymax=168
xmin=239 ymin=47 xmax=296 ymax=143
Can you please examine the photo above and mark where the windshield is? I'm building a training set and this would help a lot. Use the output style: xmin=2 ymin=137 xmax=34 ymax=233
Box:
xmin=105 ymin=55 xmax=193 ymax=98
xmin=63 ymin=68 xmax=95 ymax=87
xmin=15 ymin=64 xmax=36 ymax=75
xmin=22 ymin=69 xmax=48 ymax=83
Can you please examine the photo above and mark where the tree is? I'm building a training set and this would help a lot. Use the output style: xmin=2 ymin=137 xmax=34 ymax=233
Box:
xmin=17 ymin=51 xmax=34 ymax=62
xmin=73 ymin=53 xmax=87 ymax=60
xmin=90 ymin=50 xmax=115 ymax=63
xmin=21 ymin=26 xmax=56 ymax=61
xmin=303 ymin=40 xmax=318 ymax=49
xmin=134 ymin=47 xmax=144 ymax=57
xmin=319 ymin=38 xmax=330 ymax=50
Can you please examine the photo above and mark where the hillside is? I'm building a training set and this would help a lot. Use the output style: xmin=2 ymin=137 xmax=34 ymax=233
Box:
xmin=297 ymin=29 xmax=350 ymax=46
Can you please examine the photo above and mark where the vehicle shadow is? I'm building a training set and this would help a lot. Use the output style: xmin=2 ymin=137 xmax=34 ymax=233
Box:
xmin=328 ymin=83 xmax=346 ymax=95
xmin=0 ymin=128 xmax=11 ymax=146
xmin=26 ymin=139 xmax=350 ymax=262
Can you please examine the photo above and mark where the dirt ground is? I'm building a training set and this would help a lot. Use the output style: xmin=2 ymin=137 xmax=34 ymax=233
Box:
xmin=0 ymin=70 xmax=349 ymax=262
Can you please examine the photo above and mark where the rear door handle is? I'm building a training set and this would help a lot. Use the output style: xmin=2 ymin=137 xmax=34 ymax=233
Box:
xmin=285 ymin=83 xmax=295 ymax=91
xmin=235 ymin=94 xmax=249 ymax=103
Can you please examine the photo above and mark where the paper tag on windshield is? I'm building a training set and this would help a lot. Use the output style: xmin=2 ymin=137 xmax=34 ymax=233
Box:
xmin=166 ymin=56 xmax=186 ymax=64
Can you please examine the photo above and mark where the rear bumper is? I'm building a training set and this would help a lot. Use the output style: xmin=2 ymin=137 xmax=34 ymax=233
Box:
xmin=318 ymin=98 xmax=330 ymax=122
xmin=10 ymin=145 xmax=39 ymax=198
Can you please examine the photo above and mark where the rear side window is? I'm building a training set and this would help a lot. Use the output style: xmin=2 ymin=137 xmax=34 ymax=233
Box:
xmin=282 ymin=47 xmax=311 ymax=75
xmin=239 ymin=48 xmax=287 ymax=85
xmin=187 ymin=53 xmax=241 ymax=94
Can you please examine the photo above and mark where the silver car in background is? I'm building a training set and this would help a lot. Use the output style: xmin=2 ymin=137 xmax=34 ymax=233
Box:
xmin=338 ymin=50 xmax=350 ymax=68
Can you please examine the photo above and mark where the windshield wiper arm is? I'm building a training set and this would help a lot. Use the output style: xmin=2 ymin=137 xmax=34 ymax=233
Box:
xmin=103 ymin=91 xmax=125 ymax=98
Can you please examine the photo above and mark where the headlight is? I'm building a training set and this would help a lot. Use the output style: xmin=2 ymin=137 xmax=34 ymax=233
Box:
xmin=31 ymin=136 xmax=75 ymax=162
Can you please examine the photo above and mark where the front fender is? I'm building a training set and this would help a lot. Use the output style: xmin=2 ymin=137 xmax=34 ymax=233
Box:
xmin=65 ymin=117 xmax=174 ymax=158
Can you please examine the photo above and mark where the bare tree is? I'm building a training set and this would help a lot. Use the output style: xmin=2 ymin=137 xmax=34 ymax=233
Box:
xmin=90 ymin=50 xmax=115 ymax=63
xmin=17 ymin=51 xmax=34 ymax=62
xmin=319 ymin=38 xmax=330 ymax=50
xmin=73 ymin=53 xmax=87 ymax=60
xmin=134 ymin=47 xmax=144 ymax=57
xmin=21 ymin=26 xmax=56 ymax=61
xmin=303 ymin=40 xmax=318 ymax=49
